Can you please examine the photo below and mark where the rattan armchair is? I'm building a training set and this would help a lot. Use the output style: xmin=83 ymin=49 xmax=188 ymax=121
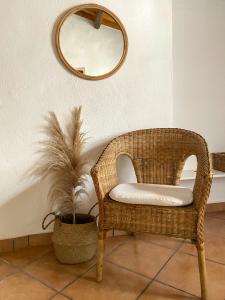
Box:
xmin=91 ymin=128 xmax=212 ymax=300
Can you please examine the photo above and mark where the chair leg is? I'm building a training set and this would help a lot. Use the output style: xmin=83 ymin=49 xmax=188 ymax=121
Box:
xmin=96 ymin=235 xmax=104 ymax=282
xmin=196 ymin=243 xmax=208 ymax=300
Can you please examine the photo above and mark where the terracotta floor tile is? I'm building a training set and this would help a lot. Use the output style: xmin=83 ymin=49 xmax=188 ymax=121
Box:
xmin=0 ymin=272 xmax=54 ymax=300
xmin=24 ymin=251 xmax=95 ymax=291
xmin=107 ymin=229 xmax=129 ymax=237
xmin=0 ymin=245 xmax=51 ymax=268
xmin=157 ymin=251 xmax=225 ymax=299
xmin=0 ymin=260 xmax=17 ymax=280
xmin=205 ymin=217 xmax=225 ymax=237
xmin=104 ymin=236 xmax=133 ymax=256
xmin=180 ymin=234 xmax=225 ymax=264
xmin=207 ymin=211 xmax=225 ymax=220
xmin=51 ymin=293 xmax=71 ymax=300
xmin=135 ymin=233 xmax=183 ymax=250
xmin=139 ymin=281 xmax=197 ymax=299
xmin=106 ymin=239 xmax=174 ymax=278
xmin=63 ymin=262 xmax=149 ymax=300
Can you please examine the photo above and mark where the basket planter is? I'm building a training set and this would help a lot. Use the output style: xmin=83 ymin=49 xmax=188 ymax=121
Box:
xmin=33 ymin=107 xmax=98 ymax=264
xmin=43 ymin=213 xmax=97 ymax=264
xmin=212 ymin=152 xmax=225 ymax=172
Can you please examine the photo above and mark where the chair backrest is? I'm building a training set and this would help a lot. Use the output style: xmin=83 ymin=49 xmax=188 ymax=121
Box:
xmin=105 ymin=128 xmax=210 ymax=185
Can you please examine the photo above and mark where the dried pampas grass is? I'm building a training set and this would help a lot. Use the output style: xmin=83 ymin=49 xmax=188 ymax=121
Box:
xmin=30 ymin=106 xmax=88 ymax=223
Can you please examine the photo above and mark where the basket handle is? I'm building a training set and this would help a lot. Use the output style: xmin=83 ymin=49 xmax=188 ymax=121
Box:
xmin=42 ymin=212 xmax=56 ymax=230
xmin=88 ymin=202 xmax=99 ymax=218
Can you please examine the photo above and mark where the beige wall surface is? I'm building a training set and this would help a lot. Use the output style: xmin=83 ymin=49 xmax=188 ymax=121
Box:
xmin=172 ymin=0 xmax=225 ymax=159
xmin=172 ymin=0 xmax=225 ymax=203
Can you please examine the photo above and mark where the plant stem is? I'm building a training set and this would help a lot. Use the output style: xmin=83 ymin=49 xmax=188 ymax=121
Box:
xmin=73 ymin=205 xmax=76 ymax=224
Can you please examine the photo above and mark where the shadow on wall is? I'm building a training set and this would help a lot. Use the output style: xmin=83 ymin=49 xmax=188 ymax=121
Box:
xmin=0 ymin=141 xmax=109 ymax=239
xmin=0 ymin=137 xmax=139 ymax=239
xmin=0 ymin=181 xmax=51 ymax=239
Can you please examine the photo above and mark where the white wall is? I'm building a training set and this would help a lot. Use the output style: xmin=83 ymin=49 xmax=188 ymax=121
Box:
xmin=0 ymin=0 xmax=173 ymax=239
xmin=172 ymin=0 xmax=225 ymax=159
xmin=172 ymin=0 xmax=225 ymax=202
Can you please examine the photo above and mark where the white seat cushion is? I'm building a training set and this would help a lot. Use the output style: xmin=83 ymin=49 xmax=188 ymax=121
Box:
xmin=109 ymin=183 xmax=193 ymax=206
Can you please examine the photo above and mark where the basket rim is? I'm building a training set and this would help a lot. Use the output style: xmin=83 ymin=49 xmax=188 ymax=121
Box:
xmin=57 ymin=213 xmax=96 ymax=225
xmin=55 ymin=218 xmax=97 ymax=227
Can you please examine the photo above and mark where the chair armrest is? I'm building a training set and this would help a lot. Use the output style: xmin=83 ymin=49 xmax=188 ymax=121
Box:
xmin=192 ymin=168 xmax=212 ymax=245
xmin=91 ymin=147 xmax=118 ymax=205
xmin=193 ymin=169 xmax=213 ymax=212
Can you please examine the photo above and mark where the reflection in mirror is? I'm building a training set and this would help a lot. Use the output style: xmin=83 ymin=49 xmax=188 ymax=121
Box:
xmin=56 ymin=5 xmax=128 ymax=80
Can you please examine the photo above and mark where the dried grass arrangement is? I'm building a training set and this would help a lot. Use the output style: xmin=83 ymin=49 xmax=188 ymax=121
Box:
xmin=30 ymin=106 xmax=89 ymax=224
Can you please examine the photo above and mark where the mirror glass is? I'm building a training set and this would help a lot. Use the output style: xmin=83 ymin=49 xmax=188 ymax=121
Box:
xmin=56 ymin=5 xmax=128 ymax=80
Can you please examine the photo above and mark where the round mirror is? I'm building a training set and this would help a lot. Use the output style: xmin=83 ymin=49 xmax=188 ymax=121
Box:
xmin=55 ymin=4 xmax=128 ymax=80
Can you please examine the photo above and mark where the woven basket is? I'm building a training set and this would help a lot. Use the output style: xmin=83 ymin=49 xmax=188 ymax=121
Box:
xmin=212 ymin=152 xmax=225 ymax=172
xmin=49 ymin=214 xmax=97 ymax=264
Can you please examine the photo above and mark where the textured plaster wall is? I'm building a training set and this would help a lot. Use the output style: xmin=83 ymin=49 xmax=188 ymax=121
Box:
xmin=0 ymin=0 xmax=173 ymax=239
xmin=172 ymin=0 xmax=225 ymax=156
xmin=172 ymin=0 xmax=225 ymax=203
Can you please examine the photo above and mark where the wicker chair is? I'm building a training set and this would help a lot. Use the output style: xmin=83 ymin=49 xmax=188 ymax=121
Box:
xmin=91 ymin=128 xmax=212 ymax=300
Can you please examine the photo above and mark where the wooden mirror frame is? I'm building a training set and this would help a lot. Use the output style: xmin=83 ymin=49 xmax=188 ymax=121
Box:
xmin=55 ymin=3 xmax=128 ymax=80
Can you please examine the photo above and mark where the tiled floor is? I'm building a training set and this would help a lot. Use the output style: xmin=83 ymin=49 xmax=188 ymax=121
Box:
xmin=0 ymin=211 xmax=225 ymax=300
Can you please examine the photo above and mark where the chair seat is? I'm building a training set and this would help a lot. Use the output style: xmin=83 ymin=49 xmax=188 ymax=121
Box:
xmin=109 ymin=183 xmax=193 ymax=206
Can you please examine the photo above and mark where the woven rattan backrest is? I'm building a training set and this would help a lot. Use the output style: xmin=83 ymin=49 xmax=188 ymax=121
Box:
xmin=102 ymin=128 xmax=210 ymax=185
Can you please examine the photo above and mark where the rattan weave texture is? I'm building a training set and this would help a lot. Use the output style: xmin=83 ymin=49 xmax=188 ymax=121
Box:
xmin=212 ymin=152 xmax=225 ymax=172
xmin=92 ymin=128 xmax=212 ymax=244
